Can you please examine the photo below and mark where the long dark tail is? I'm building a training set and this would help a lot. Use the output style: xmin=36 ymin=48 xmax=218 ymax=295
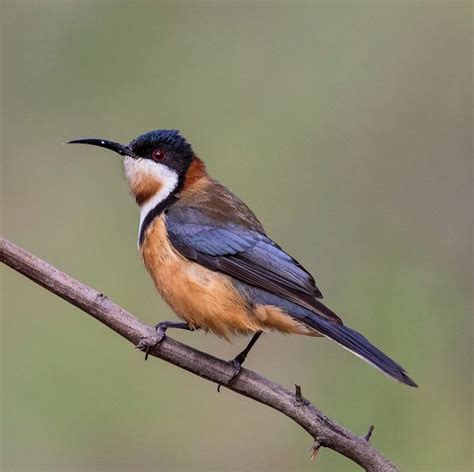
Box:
xmin=303 ymin=314 xmax=418 ymax=387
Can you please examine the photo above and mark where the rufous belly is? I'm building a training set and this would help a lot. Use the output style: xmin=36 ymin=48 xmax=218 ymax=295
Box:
xmin=140 ymin=216 xmax=316 ymax=339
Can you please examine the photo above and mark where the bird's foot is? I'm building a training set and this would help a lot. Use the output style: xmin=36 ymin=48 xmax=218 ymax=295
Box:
xmin=136 ymin=332 xmax=158 ymax=349
xmin=136 ymin=322 xmax=169 ymax=360
xmin=228 ymin=357 xmax=243 ymax=383
xmin=137 ymin=321 xmax=194 ymax=361
xmin=217 ymin=354 xmax=245 ymax=392
xmin=216 ymin=332 xmax=264 ymax=392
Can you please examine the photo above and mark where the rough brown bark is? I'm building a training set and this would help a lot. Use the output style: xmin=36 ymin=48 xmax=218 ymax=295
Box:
xmin=1 ymin=236 xmax=399 ymax=471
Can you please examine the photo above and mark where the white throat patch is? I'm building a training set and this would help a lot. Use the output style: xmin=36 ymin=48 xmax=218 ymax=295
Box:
xmin=123 ymin=157 xmax=179 ymax=244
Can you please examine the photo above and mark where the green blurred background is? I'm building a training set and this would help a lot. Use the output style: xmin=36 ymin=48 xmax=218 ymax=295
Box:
xmin=1 ymin=1 xmax=472 ymax=471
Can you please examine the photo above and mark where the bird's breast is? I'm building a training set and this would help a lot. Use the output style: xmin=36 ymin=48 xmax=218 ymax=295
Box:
xmin=139 ymin=215 xmax=263 ymax=339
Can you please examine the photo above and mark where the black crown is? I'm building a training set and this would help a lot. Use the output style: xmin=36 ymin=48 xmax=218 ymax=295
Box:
xmin=130 ymin=129 xmax=193 ymax=158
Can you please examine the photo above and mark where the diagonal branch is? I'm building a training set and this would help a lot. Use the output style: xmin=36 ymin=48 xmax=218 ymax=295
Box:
xmin=0 ymin=236 xmax=399 ymax=472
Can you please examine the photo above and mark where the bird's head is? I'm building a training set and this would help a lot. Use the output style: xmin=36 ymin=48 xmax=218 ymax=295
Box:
xmin=68 ymin=129 xmax=206 ymax=207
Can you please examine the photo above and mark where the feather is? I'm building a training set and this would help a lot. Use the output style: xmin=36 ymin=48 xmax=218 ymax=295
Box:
xmin=165 ymin=189 xmax=341 ymax=323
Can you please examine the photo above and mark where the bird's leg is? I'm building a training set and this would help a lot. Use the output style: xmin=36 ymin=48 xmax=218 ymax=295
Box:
xmin=228 ymin=331 xmax=263 ymax=383
xmin=154 ymin=321 xmax=195 ymax=344
xmin=138 ymin=321 xmax=195 ymax=360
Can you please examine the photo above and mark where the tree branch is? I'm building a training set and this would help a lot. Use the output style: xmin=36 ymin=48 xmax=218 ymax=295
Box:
xmin=0 ymin=236 xmax=399 ymax=471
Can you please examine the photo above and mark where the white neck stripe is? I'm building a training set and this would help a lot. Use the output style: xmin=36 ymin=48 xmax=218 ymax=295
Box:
xmin=123 ymin=157 xmax=179 ymax=246
xmin=138 ymin=171 xmax=178 ymax=244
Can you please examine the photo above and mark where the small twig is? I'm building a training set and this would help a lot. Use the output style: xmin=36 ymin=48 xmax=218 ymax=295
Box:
xmin=0 ymin=236 xmax=399 ymax=472
xmin=310 ymin=439 xmax=321 ymax=461
xmin=365 ymin=424 xmax=375 ymax=441
xmin=295 ymin=384 xmax=303 ymax=401
xmin=294 ymin=384 xmax=309 ymax=406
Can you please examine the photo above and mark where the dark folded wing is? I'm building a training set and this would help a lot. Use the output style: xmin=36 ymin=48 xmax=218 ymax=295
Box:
xmin=166 ymin=206 xmax=341 ymax=323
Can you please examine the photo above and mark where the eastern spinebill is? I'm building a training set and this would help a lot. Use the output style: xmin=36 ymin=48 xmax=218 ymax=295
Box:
xmin=67 ymin=129 xmax=417 ymax=387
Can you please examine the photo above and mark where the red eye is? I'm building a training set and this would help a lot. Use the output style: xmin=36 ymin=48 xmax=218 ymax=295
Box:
xmin=152 ymin=149 xmax=165 ymax=161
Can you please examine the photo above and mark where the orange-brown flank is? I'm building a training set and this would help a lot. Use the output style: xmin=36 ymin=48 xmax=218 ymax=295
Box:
xmin=140 ymin=216 xmax=317 ymax=339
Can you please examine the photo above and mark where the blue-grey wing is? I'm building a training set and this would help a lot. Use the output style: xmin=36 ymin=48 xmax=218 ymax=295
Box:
xmin=166 ymin=206 xmax=342 ymax=323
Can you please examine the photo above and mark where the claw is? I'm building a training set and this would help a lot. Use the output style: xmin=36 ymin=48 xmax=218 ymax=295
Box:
xmin=135 ymin=324 xmax=167 ymax=360
xmin=224 ymin=331 xmax=262 ymax=384
xmin=228 ymin=358 xmax=242 ymax=383
xmin=217 ymin=358 xmax=242 ymax=392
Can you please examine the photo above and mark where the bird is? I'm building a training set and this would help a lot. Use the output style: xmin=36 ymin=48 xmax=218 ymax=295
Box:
xmin=67 ymin=129 xmax=417 ymax=387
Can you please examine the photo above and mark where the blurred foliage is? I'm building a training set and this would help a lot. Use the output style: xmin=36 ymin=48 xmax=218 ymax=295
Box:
xmin=1 ymin=1 xmax=472 ymax=471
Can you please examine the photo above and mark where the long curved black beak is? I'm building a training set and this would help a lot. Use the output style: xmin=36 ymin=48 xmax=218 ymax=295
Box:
xmin=66 ymin=138 xmax=138 ymax=158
